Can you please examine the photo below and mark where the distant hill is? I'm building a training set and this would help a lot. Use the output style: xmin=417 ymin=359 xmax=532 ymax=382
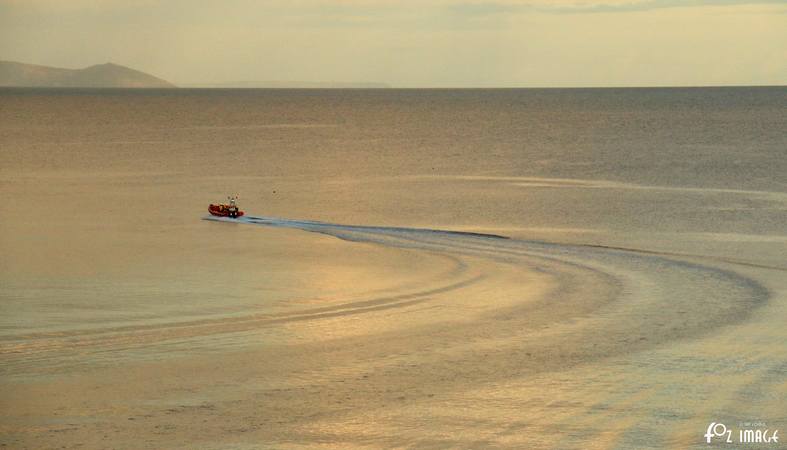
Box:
xmin=0 ymin=61 xmax=175 ymax=88
xmin=185 ymin=80 xmax=391 ymax=88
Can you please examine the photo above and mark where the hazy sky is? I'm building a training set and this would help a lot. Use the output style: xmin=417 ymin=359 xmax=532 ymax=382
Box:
xmin=1 ymin=0 xmax=785 ymax=87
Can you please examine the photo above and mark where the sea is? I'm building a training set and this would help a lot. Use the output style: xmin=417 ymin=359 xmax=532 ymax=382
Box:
xmin=1 ymin=87 xmax=785 ymax=449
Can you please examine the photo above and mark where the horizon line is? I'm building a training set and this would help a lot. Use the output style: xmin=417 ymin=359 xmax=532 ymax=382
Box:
xmin=3 ymin=84 xmax=785 ymax=90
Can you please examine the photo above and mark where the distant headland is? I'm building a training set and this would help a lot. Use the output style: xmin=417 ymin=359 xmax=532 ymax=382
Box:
xmin=0 ymin=60 xmax=175 ymax=88
xmin=182 ymin=81 xmax=391 ymax=88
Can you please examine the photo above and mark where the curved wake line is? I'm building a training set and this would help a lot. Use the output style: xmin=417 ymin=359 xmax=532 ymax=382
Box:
xmin=403 ymin=175 xmax=787 ymax=202
xmin=0 ymin=274 xmax=486 ymax=348
xmin=205 ymin=212 xmax=770 ymax=316
xmin=0 ymin=213 xmax=769 ymax=377
xmin=577 ymin=243 xmax=787 ymax=272
xmin=203 ymin=214 xmax=510 ymax=240
xmin=203 ymin=214 xmax=781 ymax=272
xmin=202 ymin=213 xmax=771 ymax=365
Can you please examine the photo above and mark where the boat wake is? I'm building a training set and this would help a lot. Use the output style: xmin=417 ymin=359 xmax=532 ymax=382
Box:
xmin=1 ymin=214 xmax=769 ymax=380
xmin=202 ymin=213 xmax=769 ymax=369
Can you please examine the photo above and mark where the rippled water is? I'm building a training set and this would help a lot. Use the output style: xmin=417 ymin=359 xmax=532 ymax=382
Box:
xmin=1 ymin=87 xmax=785 ymax=449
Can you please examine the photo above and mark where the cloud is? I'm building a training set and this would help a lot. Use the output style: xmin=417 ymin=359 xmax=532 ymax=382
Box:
xmin=439 ymin=0 xmax=787 ymax=15
xmin=1 ymin=0 xmax=784 ymax=86
xmin=540 ymin=0 xmax=787 ymax=14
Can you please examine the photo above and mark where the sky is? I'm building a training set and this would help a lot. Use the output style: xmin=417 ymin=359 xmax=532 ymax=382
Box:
xmin=1 ymin=0 xmax=785 ymax=87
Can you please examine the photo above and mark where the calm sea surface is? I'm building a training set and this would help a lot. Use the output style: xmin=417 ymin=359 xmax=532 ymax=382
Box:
xmin=1 ymin=87 xmax=785 ymax=448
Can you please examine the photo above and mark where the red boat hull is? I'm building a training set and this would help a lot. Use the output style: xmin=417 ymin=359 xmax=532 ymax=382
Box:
xmin=209 ymin=204 xmax=244 ymax=218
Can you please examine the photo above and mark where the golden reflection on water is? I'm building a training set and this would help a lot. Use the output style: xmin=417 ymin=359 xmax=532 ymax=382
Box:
xmin=1 ymin=89 xmax=785 ymax=449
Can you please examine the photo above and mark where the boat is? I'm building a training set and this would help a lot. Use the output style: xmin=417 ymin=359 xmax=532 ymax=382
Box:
xmin=209 ymin=196 xmax=244 ymax=218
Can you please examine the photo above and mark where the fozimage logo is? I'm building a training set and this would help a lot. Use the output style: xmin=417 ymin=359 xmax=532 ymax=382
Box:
xmin=705 ymin=422 xmax=779 ymax=445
